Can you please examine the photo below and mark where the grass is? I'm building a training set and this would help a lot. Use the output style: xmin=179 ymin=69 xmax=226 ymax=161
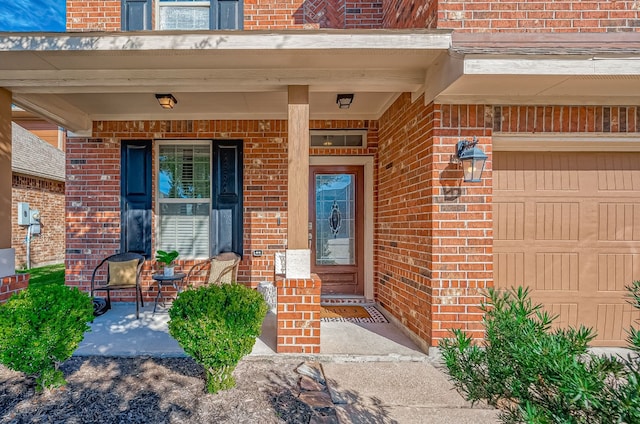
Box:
xmin=17 ymin=263 xmax=65 ymax=288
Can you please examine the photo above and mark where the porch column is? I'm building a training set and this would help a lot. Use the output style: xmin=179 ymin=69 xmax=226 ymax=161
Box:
xmin=286 ymin=85 xmax=310 ymax=278
xmin=0 ymin=88 xmax=15 ymax=277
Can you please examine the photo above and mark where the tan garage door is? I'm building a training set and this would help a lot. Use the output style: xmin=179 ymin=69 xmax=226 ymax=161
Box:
xmin=494 ymin=151 xmax=640 ymax=347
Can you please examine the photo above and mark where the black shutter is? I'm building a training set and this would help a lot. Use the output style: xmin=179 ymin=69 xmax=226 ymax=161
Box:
xmin=122 ymin=0 xmax=151 ymax=31
xmin=212 ymin=0 xmax=243 ymax=30
xmin=121 ymin=140 xmax=152 ymax=257
xmin=212 ymin=140 xmax=243 ymax=256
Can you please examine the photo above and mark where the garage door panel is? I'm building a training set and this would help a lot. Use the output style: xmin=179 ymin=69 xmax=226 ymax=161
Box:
xmin=494 ymin=252 xmax=525 ymax=288
xmin=597 ymin=253 xmax=640 ymax=292
xmin=597 ymin=154 xmax=640 ymax=191
xmin=535 ymin=252 xmax=578 ymax=291
xmin=535 ymin=203 xmax=580 ymax=240
xmin=495 ymin=151 xmax=640 ymax=347
xmin=494 ymin=202 xmax=525 ymax=240
xmin=595 ymin=303 xmax=640 ymax=346
xmin=598 ymin=203 xmax=640 ymax=241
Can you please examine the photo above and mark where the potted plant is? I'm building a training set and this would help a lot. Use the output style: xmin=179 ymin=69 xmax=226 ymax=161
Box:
xmin=155 ymin=250 xmax=179 ymax=276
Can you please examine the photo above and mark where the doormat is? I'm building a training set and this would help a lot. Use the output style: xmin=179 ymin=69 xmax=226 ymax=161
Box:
xmin=320 ymin=305 xmax=388 ymax=323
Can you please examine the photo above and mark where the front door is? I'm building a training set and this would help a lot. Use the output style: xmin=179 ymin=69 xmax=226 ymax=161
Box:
xmin=309 ymin=166 xmax=364 ymax=295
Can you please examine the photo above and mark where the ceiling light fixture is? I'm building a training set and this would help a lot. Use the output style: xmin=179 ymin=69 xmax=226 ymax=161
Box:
xmin=155 ymin=94 xmax=178 ymax=110
xmin=336 ymin=93 xmax=354 ymax=109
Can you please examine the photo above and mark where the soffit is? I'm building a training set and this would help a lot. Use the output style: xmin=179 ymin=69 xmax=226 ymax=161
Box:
xmin=0 ymin=30 xmax=451 ymax=132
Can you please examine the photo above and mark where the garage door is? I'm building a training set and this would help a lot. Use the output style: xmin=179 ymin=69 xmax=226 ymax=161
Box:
xmin=494 ymin=151 xmax=640 ymax=347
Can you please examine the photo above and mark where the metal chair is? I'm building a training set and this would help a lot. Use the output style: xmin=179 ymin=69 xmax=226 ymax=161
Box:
xmin=90 ymin=252 xmax=145 ymax=319
xmin=185 ymin=252 xmax=240 ymax=288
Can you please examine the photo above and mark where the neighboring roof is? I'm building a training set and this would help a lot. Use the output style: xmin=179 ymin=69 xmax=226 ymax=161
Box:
xmin=11 ymin=122 xmax=65 ymax=182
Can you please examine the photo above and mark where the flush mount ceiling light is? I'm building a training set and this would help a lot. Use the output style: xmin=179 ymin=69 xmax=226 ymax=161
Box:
xmin=155 ymin=94 xmax=178 ymax=110
xmin=452 ymin=137 xmax=488 ymax=182
xmin=336 ymin=93 xmax=354 ymax=109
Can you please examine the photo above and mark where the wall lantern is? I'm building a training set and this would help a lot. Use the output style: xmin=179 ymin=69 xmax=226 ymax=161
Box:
xmin=155 ymin=94 xmax=178 ymax=109
xmin=454 ymin=137 xmax=487 ymax=182
xmin=336 ymin=93 xmax=354 ymax=109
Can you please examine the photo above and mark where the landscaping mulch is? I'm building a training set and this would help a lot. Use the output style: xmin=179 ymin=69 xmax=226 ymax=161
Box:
xmin=0 ymin=357 xmax=320 ymax=424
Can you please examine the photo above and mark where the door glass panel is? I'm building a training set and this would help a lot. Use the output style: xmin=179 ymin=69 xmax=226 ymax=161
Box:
xmin=315 ymin=174 xmax=355 ymax=265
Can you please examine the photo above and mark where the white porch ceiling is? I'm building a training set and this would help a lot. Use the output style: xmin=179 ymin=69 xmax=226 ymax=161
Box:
xmin=0 ymin=30 xmax=452 ymax=133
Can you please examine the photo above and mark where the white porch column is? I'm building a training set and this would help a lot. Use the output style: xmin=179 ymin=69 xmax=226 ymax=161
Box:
xmin=286 ymin=85 xmax=310 ymax=278
xmin=0 ymin=88 xmax=15 ymax=277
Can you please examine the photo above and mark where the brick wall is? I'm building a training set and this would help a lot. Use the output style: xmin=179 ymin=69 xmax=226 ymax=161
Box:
xmin=382 ymin=0 xmax=437 ymax=28
xmin=494 ymin=105 xmax=640 ymax=133
xmin=377 ymin=94 xmax=493 ymax=346
xmin=66 ymin=119 xmax=376 ymax=302
xmin=276 ymin=275 xmax=322 ymax=353
xmin=438 ymin=1 xmax=640 ymax=32
xmin=66 ymin=0 xmax=121 ymax=31
xmin=0 ymin=274 xmax=29 ymax=303
xmin=66 ymin=0 xmax=382 ymax=31
xmin=12 ymin=174 xmax=65 ymax=269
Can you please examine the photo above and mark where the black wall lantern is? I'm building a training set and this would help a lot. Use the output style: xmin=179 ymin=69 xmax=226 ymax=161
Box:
xmin=454 ymin=137 xmax=487 ymax=182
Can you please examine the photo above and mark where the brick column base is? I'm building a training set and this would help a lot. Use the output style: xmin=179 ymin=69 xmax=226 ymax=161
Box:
xmin=276 ymin=274 xmax=321 ymax=354
xmin=0 ymin=274 xmax=30 ymax=303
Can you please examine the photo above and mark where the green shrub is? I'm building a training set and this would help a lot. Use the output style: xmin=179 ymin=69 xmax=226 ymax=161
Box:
xmin=168 ymin=283 xmax=268 ymax=393
xmin=440 ymin=286 xmax=640 ymax=423
xmin=0 ymin=285 xmax=94 ymax=391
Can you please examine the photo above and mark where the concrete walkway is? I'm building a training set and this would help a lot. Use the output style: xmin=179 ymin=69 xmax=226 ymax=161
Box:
xmin=74 ymin=303 xmax=499 ymax=423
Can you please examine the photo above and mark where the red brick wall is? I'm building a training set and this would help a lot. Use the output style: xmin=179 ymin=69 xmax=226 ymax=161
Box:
xmin=12 ymin=175 xmax=65 ymax=269
xmin=437 ymin=1 xmax=640 ymax=32
xmin=382 ymin=0 xmax=437 ymax=28
xmin=66 ymin=119 xmax=376 ymax=302
xmin=377 ymin=94 xmax=493 ymax=346
xmin=67 ymin=0 xmax=121 ymax=31
xmin=66 ymin=0 xmax=382 ymax=31
xmin=494 ymin=105 xmax=640 ymax=133
xmin=0 ymin=274 xmax=29 ymax=303
xmin=276 ymin=274 xmax=321 ymax=353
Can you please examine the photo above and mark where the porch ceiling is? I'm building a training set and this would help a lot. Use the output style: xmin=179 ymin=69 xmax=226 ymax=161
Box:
xmin=426 ymin=32 xmax=640 ymax=106
xmin=0 ymin=30 xmax=452 ymax=133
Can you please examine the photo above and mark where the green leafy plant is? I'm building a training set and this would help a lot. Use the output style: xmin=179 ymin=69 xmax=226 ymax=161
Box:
xmin=168 ymin=283 xmax=267 ymax=393
xmin=155 ymin=250 xmax=179 ymax=267
xmin=0 ymin=285 xmax=94 ymax=391
xmin=440 ymin=286 xmax=640 ymax=423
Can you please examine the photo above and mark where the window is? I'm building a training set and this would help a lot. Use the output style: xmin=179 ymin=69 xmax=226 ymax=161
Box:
xmin=157 ymin=142 xmax=211 ymax=258
xmin=158 ymin=0 xmax=243 ymax=30
xmin=310 ymin=130 xmax=367 ymax=148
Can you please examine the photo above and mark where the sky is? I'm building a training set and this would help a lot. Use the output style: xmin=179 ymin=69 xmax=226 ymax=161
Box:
xmin=0 ymin=0 xmax=65 ymax=32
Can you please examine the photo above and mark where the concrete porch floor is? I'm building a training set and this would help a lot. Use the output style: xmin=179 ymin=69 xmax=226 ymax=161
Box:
xmin=74 ymin=302 xmax=427 ymax=360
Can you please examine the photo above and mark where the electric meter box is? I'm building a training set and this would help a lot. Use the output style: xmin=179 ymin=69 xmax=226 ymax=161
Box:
xmin=18 ymin=203 xmax=30 ymax=226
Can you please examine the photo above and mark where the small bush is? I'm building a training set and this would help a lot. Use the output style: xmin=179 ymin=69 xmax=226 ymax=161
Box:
xmin=0 ymin=285 xmax=94 ymax=391
xmin=168 ymin=283 xmax=268 ymax=393
xmin=440 ymin=286 xmax=640 ymax=423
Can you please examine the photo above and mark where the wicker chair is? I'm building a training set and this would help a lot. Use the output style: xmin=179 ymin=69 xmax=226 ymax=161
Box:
xmin=90 ymin=252 xmax=145 ymax=319
xmin=185 ymin=252 xmax=241 ymax=287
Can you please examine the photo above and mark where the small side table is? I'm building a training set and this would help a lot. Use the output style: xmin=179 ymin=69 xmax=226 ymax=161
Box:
xmin=151 ymin=272 xmax=186 ymax=313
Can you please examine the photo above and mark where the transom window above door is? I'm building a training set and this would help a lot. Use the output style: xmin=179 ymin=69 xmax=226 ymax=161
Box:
xmin=157 ymin=0 xmax=243 ymax=30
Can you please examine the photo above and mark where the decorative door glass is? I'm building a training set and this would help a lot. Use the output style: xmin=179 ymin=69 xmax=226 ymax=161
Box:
xmin=315 ymin=174 xmax=355 ymax=265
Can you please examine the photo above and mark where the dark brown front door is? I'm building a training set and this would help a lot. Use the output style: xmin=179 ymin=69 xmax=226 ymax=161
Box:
xmin=309 ymin=166 xmax=364 ymax=295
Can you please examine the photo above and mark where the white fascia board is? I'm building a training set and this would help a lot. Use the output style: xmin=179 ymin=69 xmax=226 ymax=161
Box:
xmin=463 ymin=55 xmax=640 ymax=76
xmin=0 ymin=30 xmax=452 ymax=53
